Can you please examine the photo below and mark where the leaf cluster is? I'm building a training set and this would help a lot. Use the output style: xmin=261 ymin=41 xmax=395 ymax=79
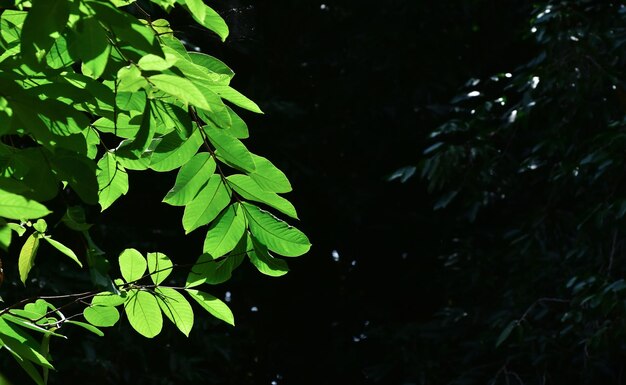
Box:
xmin=0 ymin=0 xmax=310 ymax=383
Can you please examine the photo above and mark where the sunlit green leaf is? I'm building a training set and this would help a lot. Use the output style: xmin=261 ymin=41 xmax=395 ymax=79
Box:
xmin=155 ymin=287 xmax=194 ymax=337
xmin=203 ymin=203 xmax=246 ymax=257
xmin=125 ymin=289 xmax=163 ymax=338
xmin=249 ymin=154 xmax=292 ymax=193
xmin=247 ymin=234 xmax=289 ymax=277
xmin=182 ymin=175 xmax=231 ymax=233
xmin=189 ymin=52 xmax=234 ymax=78
xmin=211 ymin=85 xmax=262 ymax=114
xmin=83 ymin=305 xmax=120 ymax=327
xmin=65 ymin=320 xmax=104 ymax=337
xmin=119 ymin=248 xmax=146 ymax=283
xmin=149 ymin=128 xmax=203 ymax=172
xmin=18 ymin=233 xmax=40 ymax=285
xmin=176 ymin=0 xmax=229 ymax=41
xmin=227 ymin=174 xmax=298 ymax=219
xmin=138 ymin=53 xmax=177 ymax=72
xmin=0 ymin=190 xmax=51 ymax=220
xmin=42 ymin=237 xmax=83 ymax=267
xmin=96 ymin=152 xmax=129 ymax=211
xmin=117 ymin=65 xmax=147 ymax=93
xmin=32 ymin=219 xmax=47 ymax=233
xmin=204 ymin=125 xmax=255 ymax=172
xmin=185 ymin=289 xmax=234 ymax=326
xmin=243 ymin=202 xmax=310 ymax=257
xmin=147 ymin=252 xmax=173 ymax=285
xmin=72 ymin=16 xmax=110 ymax=79
xmin=92 ymin=292 xmax=128 ymax=307
xmin=163 ymin=152 xmax=216 ymax=206
xmin=0 ymin=225 xmax=11 ymax=251
xmin=149 ymin=74 xmax=211 ymax=111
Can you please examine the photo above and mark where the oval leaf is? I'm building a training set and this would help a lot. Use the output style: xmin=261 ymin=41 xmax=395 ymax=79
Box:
xmin=227 ymin=174 xmax=298 ymax=219
xmin=249 ymin=154 xmax=292 ymax=193
xmin=203 ymin=203 xmax=246 ymax=257
xmin=125 ymin=289 xmax=163 ymax=338
xmin=149 ymin=128 xmax=203 ymax=172
xmin=147 ymin=252 xmax=173 ymax=285
xmin=18 ymin=234 xmax=40 ymax=285
xmin=0 ymin=190 xmax=51 ymax=220
xmin=119 ymin=248 xmax=146 ymax=282
xmin=182 ymin=175 xmax=231 ymax=233
xmin=242 ymin=203 xmax=310 ymax=257
xmin=163 ymin=152 xmax=216 ymax=206
xmin=83 ymin=305 xmax=120 ymax=327
xmin=96 ymin=152 xmax=129 ymax=211
xmin=203 ymin=125 xmax=255 ymax=172
xmin=155 ymin=287 xmax=194 ymax=337
xmin=247 ymin=235 xmax=289 ymax=277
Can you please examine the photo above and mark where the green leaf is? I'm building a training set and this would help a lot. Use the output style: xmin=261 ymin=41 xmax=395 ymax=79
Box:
xmin=155 ymin=287 xmax=194 ymax=337
xmin=125 ymin=98 xmax=156 ymax=157
xmin=160 ymin=36 xmax=191 ymax=61
xmin=182 ymin=175 xmax=231 ymax=233
xmin=1 ymin=333 xmax=53 ymax=369
xmin=247 ymin=235 xmax=289 ymax=277
xmin=119 ymin=248 xmax=147 ymax=283
xmin=203 ymin=203 xmax=246 ymax=257
xmin=211 ymin=85 xmax=262 ymax=114
xmin=0 ymin=190 xmax=51 ymax=220
xmin=20 ymin=0 xmax=70 ymax=64
xmin=0 ymin=10 xmax=27 ymax=46
xmin=496 ymin=320 xmax=518 ymax=347
xmin=83 ymin=305 xmax=120 ymax=327
xmin=72 ymin=16 xmax=110 ymax=79
xmin=149 ymin=128 xmax=203 ymax=172
xmin=92 ymin=292 xmax=128 ymax=307
xmin=163 ymin=152 xmax=216 ymax=206
xmin=227 ymin=174 xmax=298 ymax=219
xmin=186 ymin=247 xmax=245 ymax=287
xmin=177 ymin=0 xmax=229 ymax=41
xmin=224 ymin=106 xmax=248 ymax=138
xmin=65 ymin=320 xmax=104 ymax=337
xmin=1 ymin=314 xmax=63 ymax=337
xmin=147 ymin=252 xmax=173 ymax=285
xmin=96 ymin=152 xmax=129 ymax=211
xmin=125 ymin=289 xmax=163 ymax=338
xmin=249 ymin=154 xmax=292 ymax=193
xmin=204 ymin=125 xmax=255 ymax=172
xmin=243 ymin=202 xmax=311 ymax=257
xmin=46 ymin=35 xmax=73 ymax=69
xmin=92 ymin=114 xmax=126 ymax=136
xmin=185 ymin=289 xmax=234 ymax=326
xmin=116 ymin=90 xmax=147 ymax=113
xmin=0 ymin=225 xmax=10 ymax=250
xmin=7 ymin=222 xmax=27 ymax=236
xmin=42 ymin=237 xmax=83 ymax=267
xmin=32 ymin=219 xmax=47 ymax=233
xmin=0 ymin=317 xmax=53 ymax=369
xmin=188 ymin=52 xmax=234 ymax=78
xmin=138 ymin=53 xmax=177 ymax=72
xmin=87 ymin=1 xmax=162 ymax=60
xmin=117 ymin=65 xmax=148 ymax=93
xmin=18 ymin=234 xmax=40 ymax=285
xmin=149 ymin=74 xmax=211 ymax=111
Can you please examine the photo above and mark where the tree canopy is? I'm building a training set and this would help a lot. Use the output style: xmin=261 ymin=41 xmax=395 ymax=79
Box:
xmin=0 ymin=0 xmax=309 ymax=383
